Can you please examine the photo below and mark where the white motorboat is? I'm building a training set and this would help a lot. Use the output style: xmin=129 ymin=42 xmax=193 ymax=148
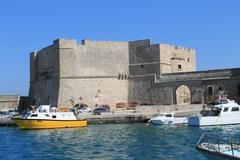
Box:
xmin=188 ymin=99 xmax=240 ymax=126
xmin=148 ymin=112 xmax=187 ymax=125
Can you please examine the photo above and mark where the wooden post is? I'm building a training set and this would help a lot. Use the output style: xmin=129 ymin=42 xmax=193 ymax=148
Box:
xmin=231 ymin=143 xmax=234 ymax=156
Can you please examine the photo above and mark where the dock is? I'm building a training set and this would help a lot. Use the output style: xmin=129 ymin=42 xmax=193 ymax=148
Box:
xmin=79 ymin=113 xmax=154 ymax=124
xmin=0 ymin=104 xmax=202 ymax=126
xmin=79 ymin=109 xmax=200 ymax=124
xmin=0 ymin=118 xmax=15 ymax=126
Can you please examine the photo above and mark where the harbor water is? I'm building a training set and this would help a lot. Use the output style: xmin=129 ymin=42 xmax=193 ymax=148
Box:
xmin=1 ymin=124 xmax=240 ymax=160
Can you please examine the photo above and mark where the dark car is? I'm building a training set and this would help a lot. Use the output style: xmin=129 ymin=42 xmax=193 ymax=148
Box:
xmin=93 ymin=107 xmax=110 ymax=115
xmin=140 ymin=103 xmax=154 ymax=106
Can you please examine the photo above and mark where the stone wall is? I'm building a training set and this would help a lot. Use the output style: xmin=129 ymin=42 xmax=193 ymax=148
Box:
xmin=57 ymin=39 xmax=129 ymax=107
xmin=129 ymin=40 xmax=161 ymax=76
xmin=135 ymin=104 xmax=202 ymax=114
xmin=128 ymin=41 xmax=196 ymax=105
xmin=58 ymin=39 xmax=129 ymax=77
xmin=131 ymin=68 xmax=240 ymax=105
xmin=58 ymin=78 xmax=129 ymax=107
xmin=29 ymin=41 xmax=60 ymax=106
xmin=0 ymin=95 xmax=20 ymax=110
xmin=30 ymin=39 xmax=130 ymax=107
xmin=159 ymin=44 xmax=196 ymax=74
xmin=128 ymin=75 xmax=155 ymax=104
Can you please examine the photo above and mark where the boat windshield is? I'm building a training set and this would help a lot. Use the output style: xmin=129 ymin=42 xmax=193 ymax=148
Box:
xmin=201 ymin=108 xmax=221 ymax=117
xmin=215 ymin=99 xmax=228 ymax=105
xmin=161 ymin=113 xmax=172 ymax=117
xmin=24 ymin=112 xmax=31 ymax=118
xmin=165 ymin=114 xmax=172 ymax=117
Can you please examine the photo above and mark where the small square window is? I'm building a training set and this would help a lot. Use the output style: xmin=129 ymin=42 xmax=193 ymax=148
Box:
xmin=140 ymin=65 xmax=144 ymax=68
xmin=238 ymin=85 xmax=240 ymax=95
xmin=178 ymin=65 xmax=182 ymax=69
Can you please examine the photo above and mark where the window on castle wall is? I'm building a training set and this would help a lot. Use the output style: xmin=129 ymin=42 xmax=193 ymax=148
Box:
xmin=208 ymin=87 xmax=213 ymax=96
xmin=178 ymin=65 xmax=182 ymax=70
xmin=118 ymin=74 xmax=121 ymax=80
xmin=140 ymin=65 xmax=144 ymax=68
xmin=218 ymin=87 xmax=223 ymax=91
xmin=187 ymin=58 xmax=190 ymax=62
xmin=238 ymin=85 xmax=240 ymax=96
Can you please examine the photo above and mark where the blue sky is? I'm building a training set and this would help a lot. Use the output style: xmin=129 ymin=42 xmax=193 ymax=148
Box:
xmin=0 ymin=0 xmax=240 ymax=95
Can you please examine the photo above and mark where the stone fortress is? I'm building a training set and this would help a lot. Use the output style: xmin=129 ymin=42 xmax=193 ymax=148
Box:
xmin=29 ymin=38 xmax=240 ymax=108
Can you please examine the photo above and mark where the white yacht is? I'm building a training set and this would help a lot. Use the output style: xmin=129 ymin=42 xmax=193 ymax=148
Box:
xmin=188 ymin=99 xmax=240 ymax=126
xmin=149 ymin=112 xmax=187 ymax=125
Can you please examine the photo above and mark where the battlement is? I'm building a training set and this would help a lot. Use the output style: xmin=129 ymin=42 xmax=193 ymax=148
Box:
xmin=53 ymin=38 xmax=77 ymax=48
xmin=159 ymin=44 xmax=195 ymax=52
xmin=82 ymin=39 xmax=127 ymax=45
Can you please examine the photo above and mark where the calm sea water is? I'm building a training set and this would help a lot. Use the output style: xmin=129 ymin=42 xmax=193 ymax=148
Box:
xmin=0 ymin=124 xmax=240 ymax=160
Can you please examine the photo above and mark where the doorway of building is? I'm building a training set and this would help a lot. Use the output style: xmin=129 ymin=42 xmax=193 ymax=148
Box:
xmin=176 ymin=85 xmax=191 ymax=105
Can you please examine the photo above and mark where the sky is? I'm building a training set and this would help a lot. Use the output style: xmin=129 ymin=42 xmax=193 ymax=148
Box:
xmin=0 ymin=0 xmax=240 ymax=96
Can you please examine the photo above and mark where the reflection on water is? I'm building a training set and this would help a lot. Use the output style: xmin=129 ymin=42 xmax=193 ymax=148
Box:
xmin=0 ymin=124 xmax=240 ymax=160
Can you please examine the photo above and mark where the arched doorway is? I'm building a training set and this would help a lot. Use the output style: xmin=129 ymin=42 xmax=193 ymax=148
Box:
xmin=176 ymin=85 xmax=191 ymax=105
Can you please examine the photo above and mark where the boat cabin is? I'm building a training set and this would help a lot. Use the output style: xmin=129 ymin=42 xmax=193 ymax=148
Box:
xmin=25 ymin=112 xmax=77 ymax=120
xmin=160 ymin=112 xmax=174 ymax=118
xmin=23 ymin=105 xmax=77 ymax=120
xmin=201 ymin=100 xmax=240 ymax=117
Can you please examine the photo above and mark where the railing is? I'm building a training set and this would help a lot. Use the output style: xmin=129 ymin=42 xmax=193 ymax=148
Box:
xmin=196 ymin=133 xmax=240 ymax=157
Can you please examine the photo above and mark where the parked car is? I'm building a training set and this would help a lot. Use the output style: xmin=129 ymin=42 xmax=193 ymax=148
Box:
xmin=0 ymin=111 xmax=10 ymax=118
xmin=140 ymin=103 xmax=154 ymax=106
xmin=0 ymin=109 xmax=18 ymax=118
xmin=98 ymin=104 xmax=110 ymax=110
xmin=93 ymin=107 xmax=110 ymax=115
xmin=74 ymin=103 xmax=88 ymax=109
xmin=79 ymin=107 xmax=92 ymax=113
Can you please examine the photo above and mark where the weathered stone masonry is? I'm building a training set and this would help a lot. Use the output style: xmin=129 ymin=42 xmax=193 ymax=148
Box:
xmin=28 ymin=38 xmax=240 ymax=108
xmin=130 ymin=68 xmax=240 ymax=105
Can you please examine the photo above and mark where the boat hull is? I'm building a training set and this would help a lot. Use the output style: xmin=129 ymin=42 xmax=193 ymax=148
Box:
xmin=150 ymin=119 xmax=171 ymax=125
xmin=11 ymin=118 xmax=87 ymax=129
xmin=196 ymin=144 xmax=240 ymax=160
xmin=188 ymin=115 xmax=240 ymax=126
xmin=149 ymin=117 xmax=187 ymax=125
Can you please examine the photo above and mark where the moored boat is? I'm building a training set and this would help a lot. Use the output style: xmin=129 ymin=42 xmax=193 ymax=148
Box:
xmin=148 ymin=112 xmax=187 ymax=125
xmin=188 ymin=99 xmax=240 ymax=126
xmin=11 ymin=105 xmax=87 ymax=129
xmin=196 ymin=133 xmax=240 ymax=160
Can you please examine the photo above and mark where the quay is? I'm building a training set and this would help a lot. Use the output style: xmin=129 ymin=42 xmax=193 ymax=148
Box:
xmin=0 ymin=118 xmax=15 ymax=126
xmin=79 ymin=110 xmax=200 ymax=124
xmin=0 ymin=104 xmax=202 ymax=126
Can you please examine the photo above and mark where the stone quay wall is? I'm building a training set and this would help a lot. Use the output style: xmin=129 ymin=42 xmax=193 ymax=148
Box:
xmin=0 ymin=95 xmax=20 ymax=110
